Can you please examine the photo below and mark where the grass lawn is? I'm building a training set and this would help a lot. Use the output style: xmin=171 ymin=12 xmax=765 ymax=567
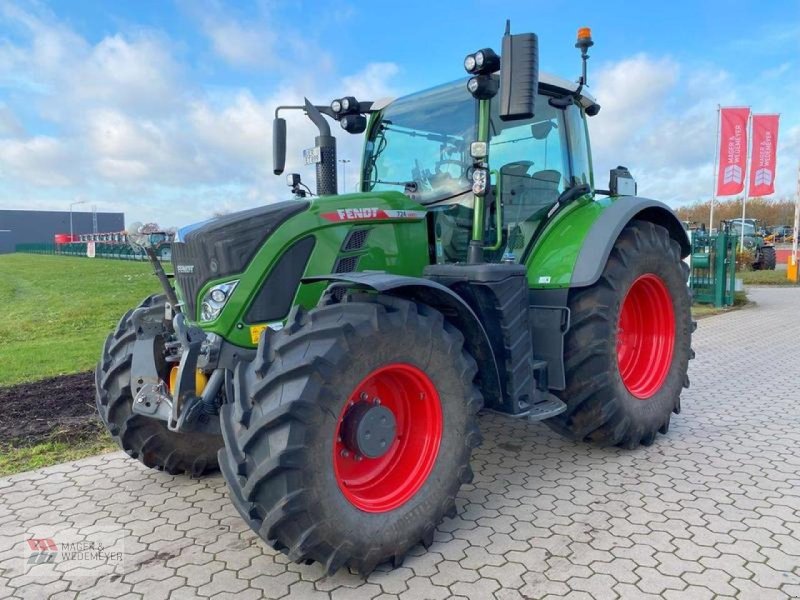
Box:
xmin=0 ymin=254 xmax=161 ymax=386
xmin=738 ymin=270 xmax=798 ymax=286
xmin=0 ymin=435 xmax=116 ymax=477
xmin=0 ymin=254 xmax=161 ymax=475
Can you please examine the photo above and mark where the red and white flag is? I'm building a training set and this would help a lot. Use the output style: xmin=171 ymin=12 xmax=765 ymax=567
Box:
xmin=716 ymin=107 xmax=750 ymax=196
xmin=748 ymin=114 xmax=780 ymax=197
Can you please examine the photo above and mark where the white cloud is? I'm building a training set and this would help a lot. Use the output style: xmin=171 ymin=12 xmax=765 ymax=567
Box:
xmin=589 ymin=54 xmax=680 ymax=156
xmin=189 ymin=91 xmax=271 ymax=170
xmin=340 ymin=62 xmax=401 ymax=101
xmin=0 ymin=103 xmax=24 ymax=136
xmin=0 ymin=136 xmax=76 ymax=186
xmin=179 ymin=0 xmax=276 ymax=69
xmin=73 ymin=34 xmax=185 ymax=115
xmin=203 ymin=19 xmax=274 ymax=69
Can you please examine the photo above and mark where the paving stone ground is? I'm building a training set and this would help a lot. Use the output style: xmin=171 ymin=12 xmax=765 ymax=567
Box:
xmin=2 ymin=287 xmax=799 ymax=599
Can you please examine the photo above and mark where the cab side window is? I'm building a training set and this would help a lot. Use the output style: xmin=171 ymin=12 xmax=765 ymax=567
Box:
xmin=489 ymin=96 xmax=569 ymax=259
xmin=565 ymin=103 xmax=592 ymax=189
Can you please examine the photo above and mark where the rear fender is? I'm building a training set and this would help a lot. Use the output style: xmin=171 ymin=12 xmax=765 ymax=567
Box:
xmin=303 ymin=272 xmax=503 ymax=408
xmin=526 ymin=195 xmax=689 ymax=289
xmin=571 ymin=196 xmax=690 ymax=287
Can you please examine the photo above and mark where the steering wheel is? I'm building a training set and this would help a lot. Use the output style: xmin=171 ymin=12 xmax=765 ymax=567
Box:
xmin=436 ymin=159 xmax=464 ymax=179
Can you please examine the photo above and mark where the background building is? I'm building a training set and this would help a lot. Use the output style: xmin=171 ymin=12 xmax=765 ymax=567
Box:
xmin=0 ymin=210 xmax=125 ymax=254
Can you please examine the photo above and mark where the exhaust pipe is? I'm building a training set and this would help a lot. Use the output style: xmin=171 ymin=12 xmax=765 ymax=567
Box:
xmin=303 ymin=98 xmax=338 ymax=196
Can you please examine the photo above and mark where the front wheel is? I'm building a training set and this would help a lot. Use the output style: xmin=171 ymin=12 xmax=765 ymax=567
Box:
xmin=95 ymin=294 xmax=222 ymax=476
xmin=547 ymin=220 xmax=694 ymax=448
xmin=218 ymin=295 xmax=483 ymax=575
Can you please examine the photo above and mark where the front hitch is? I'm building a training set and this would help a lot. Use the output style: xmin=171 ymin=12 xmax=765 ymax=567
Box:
xmin=130 ymin=310 xmax=223 ymax=435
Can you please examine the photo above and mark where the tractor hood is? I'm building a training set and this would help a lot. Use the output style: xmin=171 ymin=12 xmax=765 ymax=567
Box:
xmin=171 ymin=200 xmax=310 ymax=318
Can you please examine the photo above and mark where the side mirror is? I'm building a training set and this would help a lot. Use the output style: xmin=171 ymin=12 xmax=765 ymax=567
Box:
xmin=499 ymin=26 xmax=539 ymax=121
xmin=609 ymin=166 xmax=637 ymax=196
xmin=530 ymin=120 xmax=555 ymax=140
xmin=273 ymin=117 xmax=287 ymax=175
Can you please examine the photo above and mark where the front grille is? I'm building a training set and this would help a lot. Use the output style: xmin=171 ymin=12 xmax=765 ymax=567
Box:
xmin=172 ymin=201 xmax=308 ymax=319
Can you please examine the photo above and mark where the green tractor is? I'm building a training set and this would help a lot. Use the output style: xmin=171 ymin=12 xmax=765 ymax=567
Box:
xmin=96 ymin=24 xmax=694 ymax=574
xmin=724 ymin=217 xmax=776 ymax=270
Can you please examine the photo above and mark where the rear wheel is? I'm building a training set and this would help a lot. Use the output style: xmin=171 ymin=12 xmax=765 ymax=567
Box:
xmin=759 ymin=246 xmax=777 ymax=270
xmin=95 ymin=294 xmax=222 ymax=476
xmin=547 ymin=220 xmax=694 ymax=448
xmin=218 ymin=294 xmax=483 ymax=575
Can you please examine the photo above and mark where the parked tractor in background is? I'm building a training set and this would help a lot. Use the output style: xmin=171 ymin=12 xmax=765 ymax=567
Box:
xmin=725 ymin=217 xmax=776 ymax=270
xmin=96 ymin=24 xmax=694 ymax=574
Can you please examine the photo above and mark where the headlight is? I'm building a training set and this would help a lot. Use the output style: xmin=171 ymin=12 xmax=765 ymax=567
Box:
xmin=200 ymin=280 xmax=238 ymax=322
xmin=330 ymin=99 xmax=342 ymax=113
xmin=472 ymin=168 xmax=488 ymax=196
xmin=466 ymin=75 xmax=499 ymax=100
xmin=464 ymin=53 xmax=477 ymax=73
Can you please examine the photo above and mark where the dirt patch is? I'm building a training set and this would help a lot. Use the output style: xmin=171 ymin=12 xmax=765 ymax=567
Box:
xmin=0 ymin=372 xmax=103 ymax=447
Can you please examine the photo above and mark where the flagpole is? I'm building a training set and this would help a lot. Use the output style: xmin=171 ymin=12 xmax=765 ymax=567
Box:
xmin=793 ymin=162 xmax=799 ymax=261
xmin=740 ymin=110 xmax=753 ymax=252
xmin=709 ymin=105 xmax=721 ymax=231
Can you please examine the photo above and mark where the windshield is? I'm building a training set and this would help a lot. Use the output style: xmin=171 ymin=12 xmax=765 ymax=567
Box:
xmin=362 ymin=80 xmax=477 ymax=204
xmin=730 ymin=220 xmax=756 ymax=235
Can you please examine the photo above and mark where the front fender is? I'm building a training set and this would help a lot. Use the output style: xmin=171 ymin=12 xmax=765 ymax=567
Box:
xmin=303 ymin=272 xmax=503 ymax=409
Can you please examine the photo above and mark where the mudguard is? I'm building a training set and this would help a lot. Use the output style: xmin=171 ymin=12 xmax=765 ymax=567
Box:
xmin=303 ymin=272 xmax=503 ymax=408
xmin=525 ymin=195 xmax=690 ymax=290
xmin=571 ymin=196 xmax=690 ymax=287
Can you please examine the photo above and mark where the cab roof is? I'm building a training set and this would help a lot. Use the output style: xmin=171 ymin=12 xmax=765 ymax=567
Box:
xmin=372 ymin=72 xmax=599 ymax=113
xmin=539 ymin=72 xmax=598 ymax=110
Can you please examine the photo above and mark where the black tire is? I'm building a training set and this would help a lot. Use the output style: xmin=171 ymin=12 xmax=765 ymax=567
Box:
xmin=218 ymin=294 xmax=483 ymax=575
xmin=95 ymin=294 xmax=222 ymax=476
xmin=760 ymin=246 xmax=777 ymax=270
xmin=547 ymin=220 xmax=694 ymax=448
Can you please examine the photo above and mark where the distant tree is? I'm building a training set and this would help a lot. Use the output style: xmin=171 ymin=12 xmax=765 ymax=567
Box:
xmin=676 ymin=197 xmax=796 ymax=228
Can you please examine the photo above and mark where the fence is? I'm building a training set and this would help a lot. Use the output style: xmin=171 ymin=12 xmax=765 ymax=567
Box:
xmin=15 ymin=243 xmax=172 ymax=262
xmin=689 ymin=230 xmax=737 ymax=307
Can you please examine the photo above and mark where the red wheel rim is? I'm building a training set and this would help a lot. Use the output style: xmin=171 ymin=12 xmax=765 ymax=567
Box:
xmin=617 ymin=274 xmax=676 ymax=399
xmin=333 ymin=363 xmax=442 ymax=513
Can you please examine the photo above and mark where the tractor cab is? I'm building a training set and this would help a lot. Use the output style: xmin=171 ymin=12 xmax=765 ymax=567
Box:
xmin=360 ymin=74 xmax=598 ymax=264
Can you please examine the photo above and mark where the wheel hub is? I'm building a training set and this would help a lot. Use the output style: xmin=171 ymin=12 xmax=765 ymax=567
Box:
xmin=332 ymin=363 xmax=443 ymax=513
xmin=341 ymin=402 xmax=397 ymax=459
xmin=617 ymin=273 xmax=676 ymax=399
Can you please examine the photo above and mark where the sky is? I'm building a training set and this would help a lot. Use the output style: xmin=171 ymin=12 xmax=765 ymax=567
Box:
xmin=0 ymin=0 xmax=798 ymax=228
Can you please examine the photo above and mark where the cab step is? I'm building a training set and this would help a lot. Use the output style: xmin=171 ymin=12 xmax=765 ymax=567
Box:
xmin=527 ymin=393 xmax=567 ymax=422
